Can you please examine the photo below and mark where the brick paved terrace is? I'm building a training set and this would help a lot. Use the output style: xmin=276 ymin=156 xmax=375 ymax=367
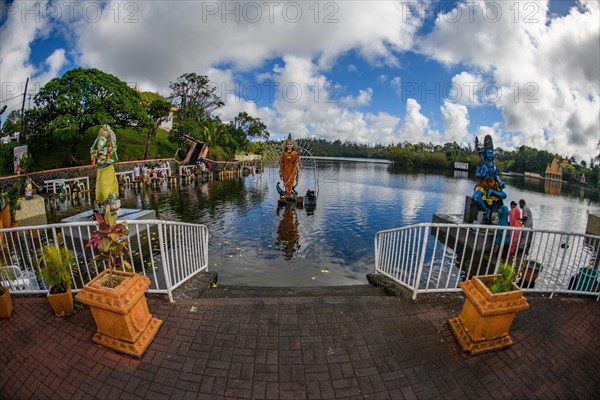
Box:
xmin=1 ymin=288 xmax=599 ymax=399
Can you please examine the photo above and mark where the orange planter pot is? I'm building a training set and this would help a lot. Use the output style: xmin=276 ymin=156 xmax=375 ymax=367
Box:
xmin=449 ymin=275 xmax=529 ymax=354
xmin=47 ymin=287 xmax=75 ymax=316
xmin=75 ymin=270 xmax=163 ymax=357
xmin=0 ymin=288 xmax=14 ymax=318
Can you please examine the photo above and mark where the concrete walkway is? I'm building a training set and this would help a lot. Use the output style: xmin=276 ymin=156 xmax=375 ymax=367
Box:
xmin=1 ymin=289 xmax=599 ymax=399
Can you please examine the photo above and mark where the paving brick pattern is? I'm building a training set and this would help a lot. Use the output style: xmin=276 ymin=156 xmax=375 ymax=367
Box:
xmin=1 ymin=294 xmax=599 ymax=399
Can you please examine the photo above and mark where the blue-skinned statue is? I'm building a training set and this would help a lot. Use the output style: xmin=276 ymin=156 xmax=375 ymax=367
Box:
xmin=473 ymin=135 xmax=506 ymax=223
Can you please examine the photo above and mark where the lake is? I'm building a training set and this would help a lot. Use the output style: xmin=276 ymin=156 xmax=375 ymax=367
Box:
xmin=47 ymin=159 xmax=600 ymax=286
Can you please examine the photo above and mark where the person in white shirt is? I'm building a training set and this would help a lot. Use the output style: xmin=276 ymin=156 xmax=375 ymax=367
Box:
xmin=518 ymin=199 xmax=534 ymax=255
xmin=519 ymin=199 xmax=533 ymax=228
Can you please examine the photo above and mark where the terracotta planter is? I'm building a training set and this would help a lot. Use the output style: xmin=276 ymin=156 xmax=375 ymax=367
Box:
xmin=75 ymin=270 xmax=162 ymax=357
xmin=0 ymin=288 xmax=13 ymax=318
xmin=449 ymin=274 xmax=529 ymax=354
xmin=47 ymin=287 xmax=74 ymax=316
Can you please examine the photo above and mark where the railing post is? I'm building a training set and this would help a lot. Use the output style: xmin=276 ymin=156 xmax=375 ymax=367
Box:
xmin=413 ymin=225 xmax=430 ymax=300
xmin=203 ymin=226 xmax=209 ymax=269
xmin=157 ymin=222 xmax=174 ymax=302
xmin=374 ymin=233 xmax=380 ymax=273
xmin=551 ymin=233 xmax=569 ymax=299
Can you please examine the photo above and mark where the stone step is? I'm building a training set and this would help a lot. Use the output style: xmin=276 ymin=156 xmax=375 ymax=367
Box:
xmin=199 ymin=284 xmax=388 ymax=298
xmin=173 ymin=272 xmax=408 ymax=300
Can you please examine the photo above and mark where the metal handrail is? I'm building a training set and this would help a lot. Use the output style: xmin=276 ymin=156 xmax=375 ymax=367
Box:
xmin=375 ymin=223 xmax=600 ymax=300
xmin=0 ymin=219 xmax=209 ymax=302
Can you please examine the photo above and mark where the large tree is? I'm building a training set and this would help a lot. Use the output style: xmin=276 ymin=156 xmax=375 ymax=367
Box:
xmin=29 ymin=68 xmax=151 ymax=162
xmin=1 ymin=110 xmax=21 ymax=137
xmin=140 ymin=91 xmax=172 ymax=159
xmin=230 ymin=111 xmax=269 ymax=139
xmin=167 ymin=73 xmax=224 ymax=122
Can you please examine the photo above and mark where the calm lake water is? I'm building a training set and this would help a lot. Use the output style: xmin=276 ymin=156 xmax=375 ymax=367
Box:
xmin=47 ymin=159 xmax=600 ymax=286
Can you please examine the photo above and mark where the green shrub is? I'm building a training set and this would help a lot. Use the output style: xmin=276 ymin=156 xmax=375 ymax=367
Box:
xmin=38 ymin=238 xmax=76 ymax=294
xmin=489 ymin=264 xmax=516 ymax=294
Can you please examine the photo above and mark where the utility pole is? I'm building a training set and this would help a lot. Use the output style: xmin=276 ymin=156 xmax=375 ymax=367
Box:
xmin=20 ymin=77 xmax=29 ymax=145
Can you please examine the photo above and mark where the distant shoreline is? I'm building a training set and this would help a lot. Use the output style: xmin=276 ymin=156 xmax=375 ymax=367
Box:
xmin=307 ymin=156 xmax=391 ymax=164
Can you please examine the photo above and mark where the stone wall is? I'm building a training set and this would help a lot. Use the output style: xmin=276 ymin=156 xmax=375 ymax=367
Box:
xmin=0 ymin=158 xmax=179 ymax=193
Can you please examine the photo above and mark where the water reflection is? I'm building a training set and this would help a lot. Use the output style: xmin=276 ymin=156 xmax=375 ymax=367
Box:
xmin=45 ymin=160 xmax=600 ymax=286
xmin=544 ymin=179 xmax=562 ymax=196
xmin=276 ymin=205 xmax=300 ymax=260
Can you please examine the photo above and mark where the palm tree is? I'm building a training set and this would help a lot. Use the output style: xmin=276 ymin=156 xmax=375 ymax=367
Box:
xmin=199 ymin=120 xmax=232 ymax=159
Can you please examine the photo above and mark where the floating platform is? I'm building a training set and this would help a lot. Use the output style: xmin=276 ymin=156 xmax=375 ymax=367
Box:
xmin=61 ymin=208 xmax=156 ymax=242
xmin=61 ymin=208 xmax=156 ymax=224
xmin=277 ymin=196 xmax=304 ymax=207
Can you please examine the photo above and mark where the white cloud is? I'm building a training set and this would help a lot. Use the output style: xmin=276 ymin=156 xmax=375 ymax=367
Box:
xmin=71 ymin=1 xmax=421 ymax=92
xmin=391 ymin=76 xmax=402 ymax=96
xmin=209 ymin=68 xmax=276 ymax=126
xmin=449 ymin=72 xmax=484 ymax=106
xmin=398 ymin=98 xmax=440 ymax=143
xmin=261 ymin=56 xmax=400 ymax=145
xmin=0 ymin=0 xmax=67 ymax=113
xmin=341 ymin=88 xmax=373 ymax=108
xmin=441 ymin=101 xmax=469 ymax=143
xmin=3 ymin=0 xmax=598 ymax=163
xmin=419 ymin=0 xmax=600 ymax=161
xmin=35 ymin=49 xmax=68 ymax=84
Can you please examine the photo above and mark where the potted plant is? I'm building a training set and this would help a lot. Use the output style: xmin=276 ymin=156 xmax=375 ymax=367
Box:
xmin=5 ymin=181 xmax=22 ymax=226
xmin=449 ymin=264 xmax=529 ymax=354
xmin=0 ymin=263 xmax=14 ymax=318
xmin=75 ymin=206 xmax=162 ymax=357
xmin=38 ymin=236 xmax=76 ymax=316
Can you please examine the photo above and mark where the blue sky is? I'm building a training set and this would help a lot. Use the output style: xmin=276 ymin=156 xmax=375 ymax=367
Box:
xmin=1 ymin=0 xmax=599 ymax=162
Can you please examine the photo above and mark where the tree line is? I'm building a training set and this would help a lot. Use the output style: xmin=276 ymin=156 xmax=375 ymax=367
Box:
xmin=0 ymin=68 xmax=269 ymax=174
xmin=0 ymin=67 xmax=598 ymax=188
xmin=387 ymin=142 xmax=598 ymax=187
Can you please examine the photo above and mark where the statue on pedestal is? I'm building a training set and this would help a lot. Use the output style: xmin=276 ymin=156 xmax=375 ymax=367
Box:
xmin=473 ymin=135 xmax=506 ymax=223
xmin=90 ymin=125 xmax=120 ymax=213
xmin=277 ymin=134 xmax=300 ymax=200
xmin=24 ymin=177 xmax=33 ymax=200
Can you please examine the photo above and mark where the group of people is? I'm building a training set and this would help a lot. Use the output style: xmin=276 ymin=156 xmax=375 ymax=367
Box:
xmin=494 ymin=198 xmax=534 ymax=258
xmin=133 ymin=161 xmax=170 ymax=185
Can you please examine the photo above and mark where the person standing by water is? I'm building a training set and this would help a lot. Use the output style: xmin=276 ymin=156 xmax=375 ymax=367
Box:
xmin=519 ymin=199 xmax=534 ymax=255
xmin=493 ymin=200 xmax=510 ymax=257
xmin=279 ymin=134 xmax=300 ymax=199
xmin=509 ymin=201 xmax=522 ymax=257
xmin=519 ymin=199 xmax=533 ymax=228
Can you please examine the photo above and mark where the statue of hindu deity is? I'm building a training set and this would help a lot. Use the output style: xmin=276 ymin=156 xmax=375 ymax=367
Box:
xmin=90 ymin=125 xmax=120 ymax=212
xmin=473 ymin=135 xmax=506 ymax=223
xmin=24 ymin=176 xmax=33 ymax=200
xmin=277 ymin=134 xmax=300 ymax=199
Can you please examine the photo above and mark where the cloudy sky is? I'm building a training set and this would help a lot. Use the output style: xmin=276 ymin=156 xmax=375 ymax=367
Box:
xmin=1 ymin=0 xmax=599 ymax=162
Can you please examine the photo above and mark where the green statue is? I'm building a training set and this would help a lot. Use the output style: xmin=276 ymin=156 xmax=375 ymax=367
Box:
xmin=90 ymin=125 xmax=119 ymax=210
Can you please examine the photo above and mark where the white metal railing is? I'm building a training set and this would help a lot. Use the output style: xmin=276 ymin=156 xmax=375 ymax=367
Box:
xmin=44 ymin=177 xmax=90 ymax=194
xmin=0 ymin=219 xmax=208 ymax=302
xmin=375 ymin=223 xmax=600 ymax=300
xmin=116 ymin=171 xmax=134 ymax=184
xmin=179 ymin=165 xmax=195 ymax=176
